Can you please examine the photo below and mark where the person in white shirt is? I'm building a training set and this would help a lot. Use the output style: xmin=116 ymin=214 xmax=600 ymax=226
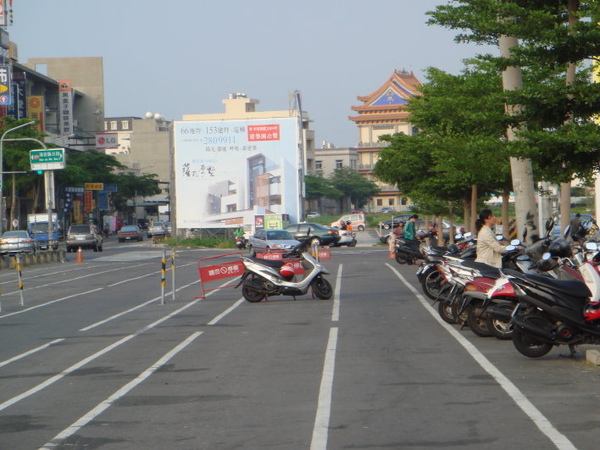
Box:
xmin=474 ymin=209 xmax=507 ymax=268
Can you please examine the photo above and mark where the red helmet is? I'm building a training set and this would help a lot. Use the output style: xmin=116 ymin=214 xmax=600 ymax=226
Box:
xmin=584 ymin=302 xmax=600 ymax=321
xmin=280 ymin=264 xmax=295 ymax=280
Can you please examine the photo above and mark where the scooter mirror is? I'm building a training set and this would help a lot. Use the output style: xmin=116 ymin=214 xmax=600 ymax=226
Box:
xmin=463 ymin=232 xmax=472 ymax=239
xmin=542 ymin=252 xmax=552 ymax=260
xmin=505 ymin=245 xmax=516 ymax=251
xmin=510 ymin=239 xmax=521 ymax=246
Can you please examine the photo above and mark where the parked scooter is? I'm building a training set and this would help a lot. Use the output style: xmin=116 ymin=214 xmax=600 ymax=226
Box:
xmin=235 ymin=235 xmax=333 ymax=302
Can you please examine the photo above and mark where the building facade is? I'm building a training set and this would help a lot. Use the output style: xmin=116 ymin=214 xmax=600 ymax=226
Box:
xmin=103 ymin=115 xmax=172 ymax=224
xmin=172 ymin=93 xmax=315 ymax=232
xmin=349 ymin=69 xmax=422 ymax=212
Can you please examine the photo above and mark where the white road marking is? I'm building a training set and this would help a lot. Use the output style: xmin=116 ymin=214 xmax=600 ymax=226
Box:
xmin=332 ymin=265 xmax=342 ymax=322
xmin=207 ymin=298 xmax=245 ymax=325
xmin=0 ymin=339 xmax=65 ymax=368
xmin=39 ymin=331 xmax=203 ymax=449
xmin=386 ymin=263 xmax=577 ymax=450
xmin=310 ymin=327 xmax=338 ymax=450
xmin=0 ymin=296 xmax=205 ymax=412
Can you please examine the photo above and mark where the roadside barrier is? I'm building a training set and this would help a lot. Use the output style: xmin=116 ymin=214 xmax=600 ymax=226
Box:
xmin=197 ymin=252 xmax=245 ymax=299
xmin=159 ymin=249 xmax=177 ymax=305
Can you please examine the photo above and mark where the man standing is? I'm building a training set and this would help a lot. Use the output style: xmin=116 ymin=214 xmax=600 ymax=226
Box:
xmin=403 ymin=214 xmax=418 ymax=240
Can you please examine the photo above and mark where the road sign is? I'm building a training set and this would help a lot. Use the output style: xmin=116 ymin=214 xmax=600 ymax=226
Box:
xmin=30 ymin=148 xmax=65 ymax=170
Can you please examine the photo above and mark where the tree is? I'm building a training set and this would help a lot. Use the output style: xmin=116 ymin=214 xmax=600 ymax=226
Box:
xmin=374 ymin=65 xmax=513 ymax=231
xmin=428 ymin=0 xmax=600 ymax=236
xmin=329 ymin=166 xmax=380 ymax=210
xmin=304 ymin=173 xmax=342 ymax=212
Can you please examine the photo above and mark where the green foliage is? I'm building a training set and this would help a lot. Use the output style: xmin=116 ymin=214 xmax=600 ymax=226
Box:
xmin=329 ymin=166 xmax=380 ymax=208
xmin=428 ymin=0 xmax=600 ymax=184
xmin=305 ymin=168 xmax=380 ymax=209
xmin=304 ymin=173 xmax=342 ymax=200
xmin=164 ymin=237 xmax=235 ymax=249
xmin=374 ymin=65 xmax=512 ymax=216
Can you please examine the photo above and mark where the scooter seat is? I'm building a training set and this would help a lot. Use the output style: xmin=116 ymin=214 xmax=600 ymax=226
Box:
xmin=515 ymin=272 xmax=591 ymax=299
xmin=249 ymin=256 xmax=285 ymax=268
xmin=460 ymin=260 xmax=502 ymax=279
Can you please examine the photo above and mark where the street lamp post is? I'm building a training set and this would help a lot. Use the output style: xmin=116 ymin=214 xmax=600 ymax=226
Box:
xmin=0 ymin=121 xmax=36 ymax=234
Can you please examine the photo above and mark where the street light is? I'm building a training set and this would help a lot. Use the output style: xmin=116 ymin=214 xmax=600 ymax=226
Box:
xmin=0 ymin=121 xmax=36 ymax=233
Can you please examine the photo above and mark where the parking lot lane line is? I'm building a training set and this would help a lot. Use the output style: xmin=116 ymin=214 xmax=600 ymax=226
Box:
xmin=0 ymin=339 xmax=65 ymax=369
xmin=39 ymin=331 xmax=203 ymax=450
xmin=310 ymin=326 xmax=338 ymax=450
xmin=207 ymin=298 xmax=245 ymax=325
xmin=0 ymin=289 xmax=208 ymax=413
xmin=332 ymin=264 xmax=343 ymax=322
xmin=0 ymin=288 xmax=104 ymax=320
xmin=385 ymin=263 xmax=577 ymax=450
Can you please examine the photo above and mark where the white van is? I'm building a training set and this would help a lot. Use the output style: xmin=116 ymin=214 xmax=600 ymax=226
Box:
xmin=330 ymin=213 xmax=366 ymax=231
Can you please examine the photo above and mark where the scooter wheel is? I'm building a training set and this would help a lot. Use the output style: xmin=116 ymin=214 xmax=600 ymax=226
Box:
xmin=311 ymin=277 xmax=333 ymax=300
xmin=242 ymin=280 xmax=265 ymax=303
xmin=395 ymin=253 xmax=408 ymax=264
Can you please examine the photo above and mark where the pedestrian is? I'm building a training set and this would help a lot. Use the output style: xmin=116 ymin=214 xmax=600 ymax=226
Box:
xmin=474 ymin=209 xmax=507 ymax=268
xmin=570 ymin=213 xmax=583 ymax=239
xmin=345 ymin=221 xmax=353 ymax=232
xmin=403 ymin=214 xmax=418 ymax=240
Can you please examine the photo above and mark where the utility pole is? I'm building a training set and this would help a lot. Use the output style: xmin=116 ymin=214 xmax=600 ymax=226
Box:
xmin=499 ymin=34 xmax=539 ymax=243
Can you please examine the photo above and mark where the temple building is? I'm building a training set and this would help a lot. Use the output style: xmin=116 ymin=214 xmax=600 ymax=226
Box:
xmin=349 ymin=69 xmax=422 ymax=212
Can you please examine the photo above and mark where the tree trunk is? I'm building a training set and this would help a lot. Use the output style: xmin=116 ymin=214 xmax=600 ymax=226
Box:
xmin=470 ymin=184 xmax=477 ymax=235
xmin=502 ymin=187 xmax=510 ymax=239
xmin=560 ymin=0 xmax=579 ymax=234
xmin=499 ymin=34 xmax=539 ymax=243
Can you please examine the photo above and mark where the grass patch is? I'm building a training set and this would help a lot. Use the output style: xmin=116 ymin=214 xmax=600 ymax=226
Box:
xmin=163 ymin=237 xmax=237 ymax=249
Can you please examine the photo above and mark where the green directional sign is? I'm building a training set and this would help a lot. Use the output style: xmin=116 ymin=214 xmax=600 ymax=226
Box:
xmin=30 ymin=148 xmax=66 ymax=170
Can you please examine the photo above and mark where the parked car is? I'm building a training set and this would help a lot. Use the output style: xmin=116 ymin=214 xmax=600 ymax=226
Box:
xmin=380 ymin=207 xmax=394 ymax=214
xmin=379 ymin=214 xmax=413 ymax=230
xmin=306 ymin=211 xmax=321 ymax=218
xmin=117 ymin=225 xmax=145 ymax=242
xmin=147 ymin=221 xmax=167 ymax=238
xmin=285 ymin=222 xmax=341 ymax=246
xmin=66 ymin=224 xmax=104 ymax=252
xmin=247 ymin=229 xmax=299 ymax=256
xmin=330 ymin=213 xmax=366 ymax=231
xmin=0 ymin=230 xmax=37 ymax=255
xmin=164 ymin=222 xmax=172 ymax=235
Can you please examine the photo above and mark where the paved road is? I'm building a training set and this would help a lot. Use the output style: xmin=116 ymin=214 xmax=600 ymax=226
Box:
xmin=0 ymin=241 xmax=597 ymax=449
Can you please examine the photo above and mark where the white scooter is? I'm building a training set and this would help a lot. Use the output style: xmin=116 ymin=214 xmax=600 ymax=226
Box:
xmin=235 ymin=237 xmax=333 ymax=302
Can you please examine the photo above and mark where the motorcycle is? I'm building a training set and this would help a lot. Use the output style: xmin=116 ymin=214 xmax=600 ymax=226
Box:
xmin=235 ymin=236 xmax=247 ymax=250
xmin=499 ymin=242 xmax=600 ymax=357
xmin=395 ymin=229 xmax=438 ymax=265
xmin=235 ymin=236 xmax=333 ymax=302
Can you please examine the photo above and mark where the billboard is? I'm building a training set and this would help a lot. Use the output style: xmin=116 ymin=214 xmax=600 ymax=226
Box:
xmin=173 ymin=118 xmax=302 ymax=228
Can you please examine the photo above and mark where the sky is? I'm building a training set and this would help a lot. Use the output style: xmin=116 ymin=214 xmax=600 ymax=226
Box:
xmin=7 ymin=0 xmax=496 ymax=148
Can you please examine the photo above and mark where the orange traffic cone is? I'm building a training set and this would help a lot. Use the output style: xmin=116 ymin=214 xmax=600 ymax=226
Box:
xmin=76 ymin=247 xmax=84 ymax=263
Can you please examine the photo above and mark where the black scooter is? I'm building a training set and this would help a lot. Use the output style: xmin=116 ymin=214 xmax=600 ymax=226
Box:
xmin=507 ymin=270 xmax=600 ymax=358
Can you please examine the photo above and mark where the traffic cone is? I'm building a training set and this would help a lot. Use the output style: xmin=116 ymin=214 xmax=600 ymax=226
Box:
xmin=76 ymin=247 xmax=84 ymax=263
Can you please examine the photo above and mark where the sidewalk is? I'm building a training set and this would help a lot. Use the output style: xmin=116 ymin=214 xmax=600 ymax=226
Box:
xmin=355 ymin=229 xmax=385 ymax=248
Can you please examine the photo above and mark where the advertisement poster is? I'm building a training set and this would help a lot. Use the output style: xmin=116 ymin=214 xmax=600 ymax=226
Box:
xmin=173 ymin=118 xmax=302 ymax=228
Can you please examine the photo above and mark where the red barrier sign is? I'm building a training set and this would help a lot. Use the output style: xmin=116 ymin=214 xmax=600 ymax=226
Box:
xmin=199 ymin=261 xmax=245 ymax=282
xmin=197 ymin=252 xmax=245 ymax=298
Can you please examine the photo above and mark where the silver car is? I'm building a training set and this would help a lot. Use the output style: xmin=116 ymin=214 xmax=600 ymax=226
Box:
xmin=247 ymin=229 xmax=299 ymax=256
xmin=0 ymin=230 xmax=37 ymax=254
